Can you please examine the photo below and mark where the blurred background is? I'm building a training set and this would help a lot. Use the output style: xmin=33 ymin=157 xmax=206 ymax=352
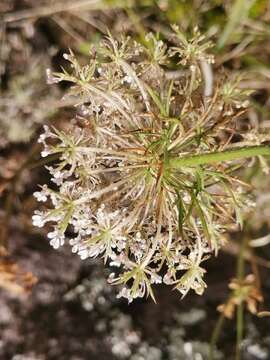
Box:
xmin=0 ymin=1 xmax=270 ymax=359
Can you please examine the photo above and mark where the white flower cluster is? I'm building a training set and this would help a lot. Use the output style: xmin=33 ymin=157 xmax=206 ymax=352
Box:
xmin=33 ymin=30 xmax=256 ymax=302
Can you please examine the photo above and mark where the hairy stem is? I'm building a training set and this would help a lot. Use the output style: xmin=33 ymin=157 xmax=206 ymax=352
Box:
xmin=169 ymin=145 xmax=270 ymax=169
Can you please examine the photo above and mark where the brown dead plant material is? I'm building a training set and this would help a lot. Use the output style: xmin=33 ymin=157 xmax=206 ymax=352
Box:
xmin=0 ymin=259 xmax=37 ymax=296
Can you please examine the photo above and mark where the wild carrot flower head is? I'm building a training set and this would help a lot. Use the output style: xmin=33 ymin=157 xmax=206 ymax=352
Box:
xmin=34 ymin=29 xmax=269 ymax=302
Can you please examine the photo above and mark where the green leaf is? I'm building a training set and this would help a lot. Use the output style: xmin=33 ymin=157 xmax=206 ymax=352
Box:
xmin=217 ymin=0 xmax=256 ymax=50
xmin=165 ymin=80 xmax=174 ymax=116
xmin=193 ymin=195 xmax=211 ymax=243
xmin=176 ymin=191 xmax=186 ymax=237
xmin=145 ymin=83 xmax=167 ymax=117
xmin=60 ymin=204 xmax=74 ymax=233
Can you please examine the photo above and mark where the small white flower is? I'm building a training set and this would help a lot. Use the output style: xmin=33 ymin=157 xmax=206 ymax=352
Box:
xmin=46 ymin=68 xmax=61 ymax=84
xmin=50 ymin=170 xmax=65 ymax=185
xmin=117 ymin=287 xmax=134 ymax=303
xmin=41 ymin=149 xmax=50 ymax=157
xmin=48 ymin=230 xmax=65 ymax=249
xmin=150 ymin=273 xmax=162 ymax=284
xmin=163 ymin=272 xmax=175 ymax=285
xmin=78 ymin=248 xmax=89 ymax=260
xmin=109 ymin=253 xmax=122 ymax=267
xmin=33 ymin=189 xmax=48 ymax=202
xmin=32 ymin=214 xmax=46 ymax=228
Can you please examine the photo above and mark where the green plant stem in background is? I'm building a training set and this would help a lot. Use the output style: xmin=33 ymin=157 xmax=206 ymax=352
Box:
xmin=217 ymin=0 xmax=255 ymax=50
xmin=235 ymin=235 xmax=249 ymax=360
xmin=208 ymin=233 xmax=251 ymax=360
xmin=209 ymin=312 xmax=226 ymax=360
xmin=236 ymin=302 xmax=244 ymax=360
xmin=169 ymin=145 xmax=270 ymax=169
xmin=124 ymin=7 xmax=147 ymax=46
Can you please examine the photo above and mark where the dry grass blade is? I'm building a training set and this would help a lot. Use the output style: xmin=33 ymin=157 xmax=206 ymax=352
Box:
xmin=217 ymin=0 xmax=255 ymax=50
xmin=1 ymin=0 xmax=119 ymax=23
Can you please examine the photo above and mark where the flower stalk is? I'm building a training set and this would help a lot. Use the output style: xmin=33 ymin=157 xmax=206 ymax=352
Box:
xmin=169 ymin=145 xmax=270 ymax=169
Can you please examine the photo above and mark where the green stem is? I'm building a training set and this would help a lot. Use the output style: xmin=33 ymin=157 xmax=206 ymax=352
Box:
xmin=209 ymin=313 xmax=225 ymax=360
xmin=217 ymin=0 xmax=255 ymax=50
xmin=236 ymin=302 xmax=244 ymax=360
xmin=169 ymin=145 xmax=270 ymax=169
xmin=235 ymin=235 xmax=248 ymax=360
